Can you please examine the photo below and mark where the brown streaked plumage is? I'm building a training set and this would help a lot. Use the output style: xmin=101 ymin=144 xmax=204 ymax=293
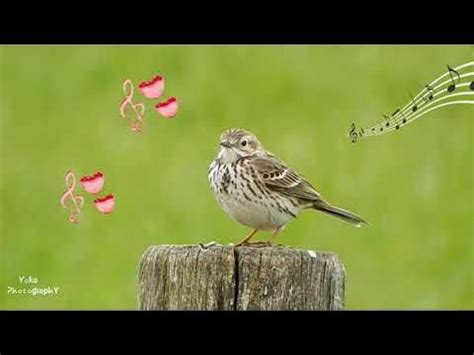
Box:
xmin=208 ymin=128 xmax=366 ymax=246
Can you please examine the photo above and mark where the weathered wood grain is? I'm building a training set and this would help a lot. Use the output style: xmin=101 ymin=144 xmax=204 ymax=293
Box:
xmin=138 ymin=244 xmax=345 ymax=310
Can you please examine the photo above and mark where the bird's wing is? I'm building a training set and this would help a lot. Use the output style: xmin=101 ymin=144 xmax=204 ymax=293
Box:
xmin=249 ymin=154 xmax=324 ymax=203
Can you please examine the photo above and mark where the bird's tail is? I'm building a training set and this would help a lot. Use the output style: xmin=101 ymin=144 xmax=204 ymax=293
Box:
xmin=312 ymin=201 xmax=367 ymax=227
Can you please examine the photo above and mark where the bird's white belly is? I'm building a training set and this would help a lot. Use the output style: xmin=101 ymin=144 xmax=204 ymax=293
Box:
xmin=219 ymin=192 xmax=284 ymax=230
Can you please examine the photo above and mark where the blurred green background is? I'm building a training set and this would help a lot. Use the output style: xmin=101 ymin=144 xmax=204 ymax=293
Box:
xmin=0 ymin=45 xmax=473 ymax=309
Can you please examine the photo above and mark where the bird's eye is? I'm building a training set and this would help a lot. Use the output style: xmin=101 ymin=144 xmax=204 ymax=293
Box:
xmin=241 ymin=140 xmax=247 ymax=147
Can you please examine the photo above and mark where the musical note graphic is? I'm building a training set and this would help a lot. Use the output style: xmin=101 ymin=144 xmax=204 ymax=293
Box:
xmin=447 ymin=65 xmax=460 ymax=92
xmin=119 ymin=79 xmax=146 ymax=133
xmin=410 ymin=93 xmax=418 ymax=112
xmin=400 ymin=111 xmax=407 ymax=124
xmin=424 ymin=85 xmax=434 ymax=102
xmin=60 ymin=171 xmax=85 ymax=223
xmin=60 ymin=170 xmax=117 ymax=222
xmin=348 ymin=61 xmax=474 ymax=142
xmin=118 ymin=75 xmax=180 ymax=131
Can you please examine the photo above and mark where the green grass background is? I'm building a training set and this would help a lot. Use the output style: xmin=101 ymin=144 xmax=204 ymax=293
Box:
xmin=0 ymin=45 xmax=472 ymax=309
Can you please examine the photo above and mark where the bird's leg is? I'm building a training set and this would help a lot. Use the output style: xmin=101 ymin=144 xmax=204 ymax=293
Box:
xmin=234 ymin=228 xmax=259 ymax=247
xmin=267 ymin=226 xmax=283 ymax=246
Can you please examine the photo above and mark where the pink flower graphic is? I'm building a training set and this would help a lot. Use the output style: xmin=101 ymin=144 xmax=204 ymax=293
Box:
xmin=138 ymin=75 xmax=165 ymax=99
xmin=94 ymin=194 xmax=116 ymax=214
xmin=80 ymin=172 xmax=105 ymax=194
xmin=155 ymin=97 xmax=179 ymax=118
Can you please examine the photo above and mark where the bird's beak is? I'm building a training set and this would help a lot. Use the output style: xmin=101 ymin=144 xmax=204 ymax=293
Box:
xmin=220 ymin=141 xmax=232 ymax=148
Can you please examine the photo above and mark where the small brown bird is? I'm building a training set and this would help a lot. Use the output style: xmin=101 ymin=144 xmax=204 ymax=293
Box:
xmin=208 ymin=128 xmax=367 ymax=246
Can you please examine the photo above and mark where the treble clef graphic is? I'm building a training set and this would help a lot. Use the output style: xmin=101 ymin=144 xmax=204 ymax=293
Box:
xmin=60 ymin=171 xmax=85 ymax=223
xmin=119 ymin=79 xmax=145 ymax=132
xmin=349 ymin=122 xmax=358 ymax=143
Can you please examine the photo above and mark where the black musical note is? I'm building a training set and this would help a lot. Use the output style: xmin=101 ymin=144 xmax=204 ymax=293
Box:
xmin=349 ymin=123 xmax=358 ymax=143
xmin=410 ymin=93 xmax=418 ymax=112
xmin=396 ymin=124 xmax=400 ymax=130
xmin=424 ymin=84 xmax=434 ymax=102
xmin=447 ymin=65 xmax=460 ymax=92
xmin=383 ymin=114 xmax=391 ymax=127
xmin=401 ymin=111 xmax=407 ymax=124
xmin=390 ymin=109 xmax=402 ymax=127
xmin=470 ymin=81 xmax=474 ymax=90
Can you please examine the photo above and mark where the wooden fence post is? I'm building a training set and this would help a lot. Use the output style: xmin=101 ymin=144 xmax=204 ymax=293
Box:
xmin=138 ymin=244 xmax=345 ymax=310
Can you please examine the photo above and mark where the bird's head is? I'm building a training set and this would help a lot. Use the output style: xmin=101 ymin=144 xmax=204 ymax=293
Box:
xmin=217 ymin=128 xmax=266 ymax=163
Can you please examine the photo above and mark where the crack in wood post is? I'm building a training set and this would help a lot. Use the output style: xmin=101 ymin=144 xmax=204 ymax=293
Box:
xmin=232 ymin=247 xmax=239 ymax=310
